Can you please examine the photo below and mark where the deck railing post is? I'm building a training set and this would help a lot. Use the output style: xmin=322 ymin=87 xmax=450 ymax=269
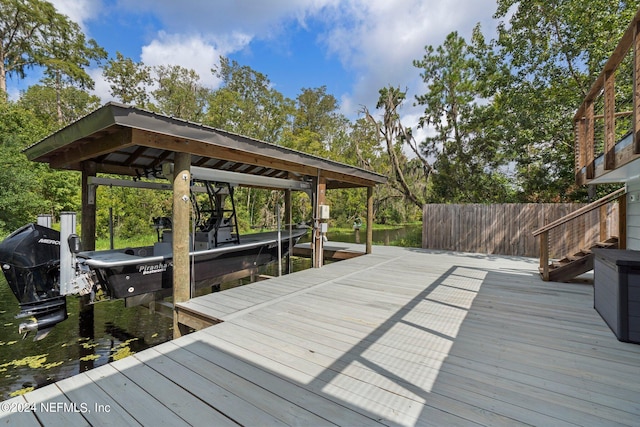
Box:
xmin=586 ymin=102 xmax=595 ymax=179
xmin=599 ymin=204 xmax=608 ymax=242
xmin=635 ymin=20 xmax=640 ymax=153
xmin=540 ymin=231 xmax=550 ymax=281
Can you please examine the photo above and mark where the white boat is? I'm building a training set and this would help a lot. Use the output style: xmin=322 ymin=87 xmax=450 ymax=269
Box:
xmin=0 ymin=179 xmax=307 ymax=339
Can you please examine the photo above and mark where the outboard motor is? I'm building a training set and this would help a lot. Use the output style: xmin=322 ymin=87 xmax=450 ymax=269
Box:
xmin=0 ymin=224 xmax=67 ymax=340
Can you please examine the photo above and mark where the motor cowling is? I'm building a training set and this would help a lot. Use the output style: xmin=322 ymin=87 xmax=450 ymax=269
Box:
xmin=0 ymin=224 xmax=67 ymax=339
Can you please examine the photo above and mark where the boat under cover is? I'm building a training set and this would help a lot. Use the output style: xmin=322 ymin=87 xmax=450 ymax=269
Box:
xmin=0 ymin=223 xmax=307 ymax=340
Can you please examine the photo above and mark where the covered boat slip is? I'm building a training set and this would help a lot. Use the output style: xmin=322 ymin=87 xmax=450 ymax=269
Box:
xmin=3 ymin=246 xmax=640 ymax=426
xmin=19 ymin=102 xmax=386 ymax=336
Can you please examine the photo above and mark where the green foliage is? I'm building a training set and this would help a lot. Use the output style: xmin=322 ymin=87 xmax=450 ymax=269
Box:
xmin=493 ymin=0 xmax=640 ymax=201
xmin=0 ymin=100 xmax=50 ymax=234
xmin=95 ymin=185 xmax=172 ymax=239
xmin=150 ymin=65 xmax=208 ymax=121
xmin=17 ymin=84 xmax=101 ymax=128
xmin=5 ymin=0 xmax=639 ymax=240
xmin=413 ymin=29 xmax=514 ymax=203
xmin=102 ymin=52 xmax=152 ymax=107
xmin=0 ymin=0 xmax=106 ymax=96
xmin=208 ymin=57 xmax=295 ymax=143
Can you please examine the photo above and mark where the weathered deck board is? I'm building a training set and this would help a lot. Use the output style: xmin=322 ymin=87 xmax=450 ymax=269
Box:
xmin=2 ymin=244 xmax=640 ymax=426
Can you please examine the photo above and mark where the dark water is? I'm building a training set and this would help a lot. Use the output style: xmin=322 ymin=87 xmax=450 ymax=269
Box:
xmin=326 ymin=224 xmax=422 ymax=246
xmin=0 ymin=224 xmax=420 ymax=400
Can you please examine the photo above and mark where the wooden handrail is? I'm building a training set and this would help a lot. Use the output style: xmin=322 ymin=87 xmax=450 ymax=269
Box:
xmin=532 ymin=187 xmax=626 ymax=236
xmin=574 ymin=8 xmax=640 ymax=122
xmin=535 ymin=187 xmax=626 ymax=281
xmin=574 ymin=7 xmax=640 ymax=184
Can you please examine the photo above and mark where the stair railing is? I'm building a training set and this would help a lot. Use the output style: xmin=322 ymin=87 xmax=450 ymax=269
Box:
xmin=532 ymin=188 xmax=626 ymax=281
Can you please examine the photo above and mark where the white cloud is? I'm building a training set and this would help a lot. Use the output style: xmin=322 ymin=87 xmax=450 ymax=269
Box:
xmin=46 ymin=0 xmax=499 ymax=127
xmin=115 ymin=0 xmax=338 ymax=38
xmin=88 ymin=67 xmax=112 ymax=103
xmin=48 ymin=0 xmax=103 ymax=32
xmin=317 ymin=0 xmax=498 ymax=117
xmin=140 ymin=32 xmax=229 ymax=89
xmin=106 ymin=0 xmax=498 ymax=114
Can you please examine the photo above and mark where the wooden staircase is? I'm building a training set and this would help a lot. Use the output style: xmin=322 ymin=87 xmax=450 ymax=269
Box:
xmin=533 ymin=188 xmax=626 ymax=282
xmin=541 ymin=237 xmax=618 ymax=282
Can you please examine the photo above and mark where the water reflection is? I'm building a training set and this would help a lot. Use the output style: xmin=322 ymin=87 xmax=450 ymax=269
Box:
xmin=0 ymin=278 xmax=173 ymax=400
xmin=0 ymin=224 xmax=421 ymax=399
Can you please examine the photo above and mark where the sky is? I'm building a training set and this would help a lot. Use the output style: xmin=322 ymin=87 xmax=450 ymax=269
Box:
xmin=7 ymin=0 xmax=501 ymax=123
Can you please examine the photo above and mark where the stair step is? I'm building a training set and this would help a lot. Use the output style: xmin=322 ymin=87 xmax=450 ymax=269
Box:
xmin=542 ymin=235 xmax=619 ymax=282
xmin=594 ymin=242 xmax=617 ymax=248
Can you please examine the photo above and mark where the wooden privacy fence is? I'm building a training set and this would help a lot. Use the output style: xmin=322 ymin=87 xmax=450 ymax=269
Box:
xmin=422 ymin=203 xmax=619 ymax=258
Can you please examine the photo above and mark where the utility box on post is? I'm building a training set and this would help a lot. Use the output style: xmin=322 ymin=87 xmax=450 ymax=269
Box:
xmin=319 ymin=204 xmax=330 ymax=220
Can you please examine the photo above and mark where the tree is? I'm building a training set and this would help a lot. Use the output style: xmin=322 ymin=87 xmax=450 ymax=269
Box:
xmin=17 ymin=84 xmax=101 ymax=128
xmin=102 ymin=52 xmax=152 ymax=107
xmin=0 ymin=99 xmax=50 ymax=235
xmin=208 ymin=57 xmax=294 ymax=143
xmin=362 ymin=86 xmax=432 ymax=209
xmin=414 ymin=29 xmax=513 ymax=203
xmin=0 ymin=0 xmax=106 ymax=98
xmin=150 ymin=65 xmax=209 ymax=121
xmin=493 ymin=0 xmax=640 ymax=201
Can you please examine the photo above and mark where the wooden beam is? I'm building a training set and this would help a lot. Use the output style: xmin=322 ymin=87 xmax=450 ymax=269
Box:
xmin=172 ymin=152 xmax=191 ymax=339
xmin=79 ymin=161 xmax=97 ymax=371
xmin=132 ymin=129 xmax=317 ymax=177
xmin=575 ymin=119 xmax=586 ymax=183
xmin=81 ymin=161 xmax=97 ymax=250
xmin=131 ymin=129 xmax=380 ymax=188
xmin=540 ymin=231 xmax=550 ymax=281
xmin=599 ymin=204 xmax=608 ymax=242
xmin=50 ymin=128 xmax=133 ymax=169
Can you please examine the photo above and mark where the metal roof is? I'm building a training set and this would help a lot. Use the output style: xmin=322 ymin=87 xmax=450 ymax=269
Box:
xmin=24 ymin=102 xmax=387 ymax=189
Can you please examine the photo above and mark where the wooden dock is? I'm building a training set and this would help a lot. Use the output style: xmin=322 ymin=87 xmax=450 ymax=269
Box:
xmin=2 ymin=244 xmax=640 ymax=426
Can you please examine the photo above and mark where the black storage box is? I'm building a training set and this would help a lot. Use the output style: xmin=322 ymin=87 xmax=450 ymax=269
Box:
xmin=593 ymin=248 xmax=640 ymax=344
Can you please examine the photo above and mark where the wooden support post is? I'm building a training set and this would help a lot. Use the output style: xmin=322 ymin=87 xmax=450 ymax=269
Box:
xmin=313 ymin=174 xmax=326 ymax=268
xmin=604 ymin=70 xmax=616 ymax=170
xmin=173 ymin=153 xmax=191 ymax=338
xmin=618 ymin=193 xmax=627 ymax=250
xmin=366 ymin=186 xmax=373 ymax=254
xmin=635 ymin=21 xmax=640 ymax=153
xmin=599 ymin=204 xmax=608 ymax=242
xmin=81 ymin=161 xmax=97 ymax=251
xmin=284 ymin=189 xmax=292 ymax=274
xmin=540 ymin=231 xmax=550 ymax=281
xmin=586 ymin=102 xmax=595 ymax=179
xmin=80 ymin=162 xmax=96 ymax=371
xmin=576 ymin=118 xmax=586 ymax=184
